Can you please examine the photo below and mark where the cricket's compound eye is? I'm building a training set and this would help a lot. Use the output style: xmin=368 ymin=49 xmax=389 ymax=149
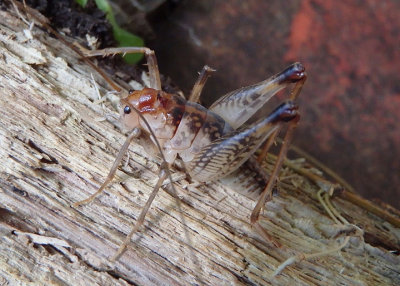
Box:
xmin=124 ymin=105 xmax=131 ymax=114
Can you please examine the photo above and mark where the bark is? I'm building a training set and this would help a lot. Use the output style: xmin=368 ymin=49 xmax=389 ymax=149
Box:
xmin=0 ymin=6 xmax=399 ymax=286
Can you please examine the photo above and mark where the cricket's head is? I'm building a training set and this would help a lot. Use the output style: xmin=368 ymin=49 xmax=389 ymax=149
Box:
xmin=120 ymin=88 xmax=166 ymax=132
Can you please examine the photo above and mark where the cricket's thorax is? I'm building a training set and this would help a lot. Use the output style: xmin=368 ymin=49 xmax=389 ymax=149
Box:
xmin=121 ymin=88 xmax=232 ymax=164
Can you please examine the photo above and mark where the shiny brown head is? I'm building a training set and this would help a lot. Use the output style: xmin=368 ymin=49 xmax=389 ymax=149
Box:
xmin=120 ymin=88 xmax=161 ymax=130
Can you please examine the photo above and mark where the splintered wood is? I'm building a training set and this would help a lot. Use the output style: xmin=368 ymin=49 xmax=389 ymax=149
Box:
xmin=0 ymin=7 xmax=399 ymax=286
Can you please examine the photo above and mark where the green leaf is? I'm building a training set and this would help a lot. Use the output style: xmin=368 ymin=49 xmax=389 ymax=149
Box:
xmin=93 ymin=0 xmax=111 ymax=13
xmin=94 ymin=0 xmax=144 ymax=64
xmin=75 ymin=0 xmax=88 ymax=7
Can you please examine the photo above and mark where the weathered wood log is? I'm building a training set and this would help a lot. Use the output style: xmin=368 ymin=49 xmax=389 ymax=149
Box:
xmin=0 ymin=6 xmax=399 ymax=286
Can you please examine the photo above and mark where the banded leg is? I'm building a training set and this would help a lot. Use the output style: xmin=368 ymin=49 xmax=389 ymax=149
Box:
xmin=187 ymin=102 xmax=299 ymax=183
xmin=210 ymin=62 xmax=306 ymax=129
xmin=205 ymin=63 xmax=306 ymax=245
xmin=188 ymin=65 xmax=216 ymax=103
xmin=81 ymin=47 xmax=161 ymax=90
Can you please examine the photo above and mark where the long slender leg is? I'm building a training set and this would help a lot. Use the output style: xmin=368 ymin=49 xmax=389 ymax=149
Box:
xmin=256 ymin=129 xmax=279 ymax=163
xmin=188 ymin=65 xmax=216 ymax=103
xmin=111 ymin=165 xmax=169 ymax=261
xmin=81 ymin=47 xmax=161 ymax=90
xmin=250 ymin=118 xmax=299 ymax=225
xmin=73 ymin=127 xmax=142 ymax=207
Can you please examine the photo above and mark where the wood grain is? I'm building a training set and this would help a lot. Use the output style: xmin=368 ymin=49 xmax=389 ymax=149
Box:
xmin=0 ymin=6 xmax=399 ymax=286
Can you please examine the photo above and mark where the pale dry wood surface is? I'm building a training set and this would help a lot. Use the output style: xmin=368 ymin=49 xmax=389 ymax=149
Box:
xmin=0 ymin=6 xmax=399 ymax=286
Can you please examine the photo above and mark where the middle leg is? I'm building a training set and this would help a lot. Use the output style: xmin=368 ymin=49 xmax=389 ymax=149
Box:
xmin=188 ymin=65 xmax=216 ymax=103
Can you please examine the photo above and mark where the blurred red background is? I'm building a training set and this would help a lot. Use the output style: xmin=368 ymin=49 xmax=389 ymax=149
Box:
xmin=141 ymin=0 xmax=400 ymax=208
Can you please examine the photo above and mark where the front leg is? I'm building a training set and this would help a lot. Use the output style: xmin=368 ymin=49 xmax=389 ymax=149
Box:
xmin=73 ymin=127 xmax=142 ymax=207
